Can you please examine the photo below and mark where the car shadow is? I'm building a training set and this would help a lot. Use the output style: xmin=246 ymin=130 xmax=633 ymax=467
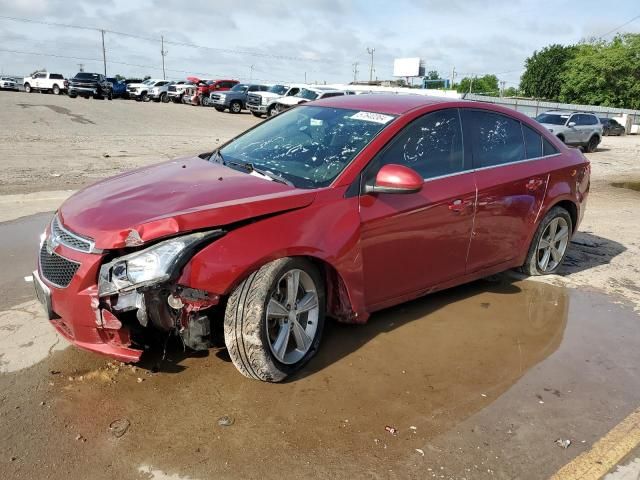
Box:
xmin=561 ymin=231 xmax=626 ymax=275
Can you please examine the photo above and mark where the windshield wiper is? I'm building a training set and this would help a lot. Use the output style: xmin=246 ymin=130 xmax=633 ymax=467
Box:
xmin=218 ymin=155 xmax=293 ymax=187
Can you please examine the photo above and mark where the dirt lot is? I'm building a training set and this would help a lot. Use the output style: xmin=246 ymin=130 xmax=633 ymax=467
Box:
xmin=1 ymin=91 xmax=639 ymax=480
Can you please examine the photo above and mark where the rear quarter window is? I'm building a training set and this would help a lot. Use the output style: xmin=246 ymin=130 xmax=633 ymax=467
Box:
xmin=523 ymin=124 xmax=543 ymax=159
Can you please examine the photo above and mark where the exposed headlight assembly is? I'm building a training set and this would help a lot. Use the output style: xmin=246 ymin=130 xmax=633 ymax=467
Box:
xmin=98 ymin=230 xmax=223 ymax=297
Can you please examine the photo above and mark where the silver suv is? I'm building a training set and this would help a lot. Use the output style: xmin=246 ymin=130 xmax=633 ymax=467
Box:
xmin=535 ymin=111 xmax=603 ymax=152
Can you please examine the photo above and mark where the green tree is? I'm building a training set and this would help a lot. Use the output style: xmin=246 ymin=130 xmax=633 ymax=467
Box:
xmin=423 ymin=70 xmax=445 ymax=89
xmin=504 ymin=86 xmax=519 ymax=97
xmin=520 ymin=44 xmax=577 ymax=100
xmin=559 ymin=34 xmax=640 ymax=109
xmin=457 ymin=74 xmax=499 ymax=95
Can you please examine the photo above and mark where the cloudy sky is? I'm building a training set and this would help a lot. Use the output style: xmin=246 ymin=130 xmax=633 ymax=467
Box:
xmin=0 ymin=0 xmax=638 ymax=86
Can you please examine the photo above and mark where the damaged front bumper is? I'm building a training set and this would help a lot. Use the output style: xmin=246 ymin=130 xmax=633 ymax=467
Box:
xmin=35 ymin=224 xmax=224 ymax=363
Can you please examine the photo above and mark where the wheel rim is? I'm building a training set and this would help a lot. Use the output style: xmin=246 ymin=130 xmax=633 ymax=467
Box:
xmin=232 ymin=103 xmax=241 ymax=112
xmin=537 ymin=217 xmax=569 ymax=272
xmin=266 ymin=269 xmax=319 ymax=365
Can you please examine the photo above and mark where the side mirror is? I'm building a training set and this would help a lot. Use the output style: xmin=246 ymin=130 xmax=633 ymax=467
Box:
xmin=568 ymin=122 xmax=576 ymax=127
xmin=365 ymin=164 xmax=423 ymax=195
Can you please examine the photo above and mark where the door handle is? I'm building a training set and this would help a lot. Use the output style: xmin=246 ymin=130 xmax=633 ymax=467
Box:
xmin=449 ymin=199 xmax=469 ymax=212
xmin=526 ymin=178 xmax=544 ymax=191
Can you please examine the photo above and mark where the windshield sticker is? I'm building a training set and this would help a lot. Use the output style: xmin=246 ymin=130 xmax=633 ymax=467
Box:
xmin=310 ymin=118 xmax=324 ymax=126
xmin=350 ymin=111 xmax=395 ymax=124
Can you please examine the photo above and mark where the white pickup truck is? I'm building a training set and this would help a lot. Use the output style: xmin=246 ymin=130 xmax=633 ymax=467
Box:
xmin=23 ymin=72 xmax=67 ymax=95
xmin=245 ymin=84 xmax=306 ymax=117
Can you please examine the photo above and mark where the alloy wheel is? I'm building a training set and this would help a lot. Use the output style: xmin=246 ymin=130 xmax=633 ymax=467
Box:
xmin=265 ymin=269 xmax=319 ymax=365
xmin=537 ymin=217 xmax=569 ymax=272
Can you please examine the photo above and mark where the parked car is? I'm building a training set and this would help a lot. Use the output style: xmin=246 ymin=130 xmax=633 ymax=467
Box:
xmin=535 ymin=111 xmax=603 ymax=152
xmin=67 ymin=72 xmax=112 ymax=100
xmin=106 ymin=78 xmax=127 ymax=98
xmin=33 ymin=95 xmax=590 ymax=382
xmin=0 ymin=76 xmax=19 ymax=91
xmin=205 ymin=83 xmax=270 ymax=112
xmin=600 ymin=117 xmax=625 ymax=136
xmin=271 ymin=87 xmax=346 ymax=114
xmin=246 ymin=84 xmax=305 ymax=117
xmin=126 ymin=79 xmax=171 ymax=102
xmin=180 ymin=85 xmax=199 ymax=105
xmin=167 ymin=81 xmax=195 ymax=103
xmin=23 ymin=72 xmax=67 ymax=95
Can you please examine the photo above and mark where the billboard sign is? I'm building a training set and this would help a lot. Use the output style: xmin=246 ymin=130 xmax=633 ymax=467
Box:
xmin=393 ymin=58 xmax=424 ymax=77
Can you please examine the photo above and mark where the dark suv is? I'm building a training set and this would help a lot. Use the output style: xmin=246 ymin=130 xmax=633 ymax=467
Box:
xmin=68 ymin=72 xmax=113 ymax=100
xmin=600 ymin=118 xmax=626 ymax=136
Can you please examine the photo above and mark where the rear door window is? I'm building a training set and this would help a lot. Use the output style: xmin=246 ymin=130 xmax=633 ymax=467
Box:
xmin=370 ymin=108 xmax=465 ymax=180
xmin=465 ymin=110 xmax=526 ymax=167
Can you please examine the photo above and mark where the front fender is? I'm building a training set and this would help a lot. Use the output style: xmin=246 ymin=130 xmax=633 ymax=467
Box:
xmin=178 ymin=191 xmax=369 ymax=322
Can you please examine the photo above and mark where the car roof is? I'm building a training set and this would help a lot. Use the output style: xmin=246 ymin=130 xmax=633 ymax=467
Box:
xmin=312 ymin=94 xmax=458 ymax=115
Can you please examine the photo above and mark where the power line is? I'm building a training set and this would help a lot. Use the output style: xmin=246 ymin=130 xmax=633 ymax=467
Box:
xmin=0 ymin=47 xmax=289 ymax=82
xmin=598 ymin=13 xmax=640 ymax=38
xmin=0 ymin=14 xmax=350 ymax=66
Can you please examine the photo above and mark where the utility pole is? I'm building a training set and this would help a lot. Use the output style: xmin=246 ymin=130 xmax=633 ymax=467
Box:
xmin=161 ymin=35 xmax=168 ymax=80
xmin=352 ymin=62 xmax=359 ymax=83
xmin=77 ymin=63 xmax=84 ymax=73
xmin=499 ymin=80 xmax=506 ymax=97
xmin=249 ymin=64 xmax=254 ymax=82
xmin=100 ymin=29 xmax=107 ymax=76
xmin=450 ymin=66 xmax=456 ymax=90
xmin=366 ymin=47 xmax=375 ymax=83
xmin=304 ymin=71 xmax=307 ymax=83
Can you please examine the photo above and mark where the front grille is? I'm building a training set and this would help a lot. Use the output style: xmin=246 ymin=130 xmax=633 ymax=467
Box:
xmin=211 ymin=94 xmax=221 ymax=101
xmin=39 ymin=244 xmax=80 ymax=288
xmin=51 ymin=216 xmax=93 ymax=252
xmin=247 ymin=94 xmax=261 ymax=106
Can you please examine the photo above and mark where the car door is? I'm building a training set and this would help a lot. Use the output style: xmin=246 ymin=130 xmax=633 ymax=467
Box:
xmin=463 ymin=110 xmax=550 ymax=273
xmin=33 ymin=72 xmax=43 ymax=89
xmin=359 ymin=108 xmax=476 ymax=307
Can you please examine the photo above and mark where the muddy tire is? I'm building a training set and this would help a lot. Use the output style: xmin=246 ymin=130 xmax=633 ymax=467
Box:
xmin=230 ymin=100 xmax=242 ymax=113
xmin=521 ymin=206 xmax=573 ymax=276
xmin=585 ymin=135 xmax=599 ymax=153
xmin=24 ymin=83 xmax=32 ymax=93
xmin=224 ymin=258 xmax=325 ymax=382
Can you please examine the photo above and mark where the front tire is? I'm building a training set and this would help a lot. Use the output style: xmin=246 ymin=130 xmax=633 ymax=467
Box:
xmin=24 ymin=83 xmax=32 ymax=93
xmin=521 ymin=206 xmax=572 ymax=276
xmin=161 ymin=92 xmax=169 ymax=103
xmin=224 ymin=258 xmax=325 ymax=382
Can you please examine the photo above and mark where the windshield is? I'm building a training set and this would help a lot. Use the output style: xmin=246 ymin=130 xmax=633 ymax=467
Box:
xmin=536 ymin=113 xmax=569 ymax=125
xmin=267 ymin=85 xmax=288 ymax=95
xmin=143 ymin=79 xmax=156 ymax=85
xmin=231 ymin=84 xmax=247 ymax=92
xmin=297 ymin=89 xmax=320 ymax=100
xmin=218 ymin=106 xmax=395 ymax=188
xmin=75 ymin=73 xmax=100 ymax=80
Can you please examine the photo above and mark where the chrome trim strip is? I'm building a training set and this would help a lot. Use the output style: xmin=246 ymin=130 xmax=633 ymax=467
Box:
xmin=421 ymin=153 xmax=563 ymax=183
xmin=52 ymin=216 xmax=101 ymax=254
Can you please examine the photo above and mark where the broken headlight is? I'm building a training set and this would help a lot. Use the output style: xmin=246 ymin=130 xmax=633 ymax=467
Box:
xmin=98 ymin=231 xmax=222 ymax=297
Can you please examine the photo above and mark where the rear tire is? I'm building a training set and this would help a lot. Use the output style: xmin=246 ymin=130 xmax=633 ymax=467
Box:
xmin=586 ymin=135 xmax=599 ymax=153
xmin=520 ymin=206 xmax=573 ymax=276
xmin=230 ymin=101 xmax=242 ymax=113
xmin=224 ymin=258 xmax=325 ymax=382
xmin=52 ymin=84 xmax=60 ymax=95
xmin=161 ymin=92 xmax=169 ymax=103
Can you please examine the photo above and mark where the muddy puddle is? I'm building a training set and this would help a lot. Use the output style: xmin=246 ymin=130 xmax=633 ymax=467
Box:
xmin=2 ymin=276 xmax=639 ymax=479
xmin=611 ymin=181 xmax=640 ymax=192
xmin=0 ymin=212 xmax=51 ymax=310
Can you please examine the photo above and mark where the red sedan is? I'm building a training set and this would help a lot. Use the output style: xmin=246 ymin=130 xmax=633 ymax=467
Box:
xmin=34 ymin=95 xmax=589 ymax=382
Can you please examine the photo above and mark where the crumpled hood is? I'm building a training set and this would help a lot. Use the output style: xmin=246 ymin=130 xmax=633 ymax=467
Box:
xmin=58 ymin=156 xmax=315 ymax=249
